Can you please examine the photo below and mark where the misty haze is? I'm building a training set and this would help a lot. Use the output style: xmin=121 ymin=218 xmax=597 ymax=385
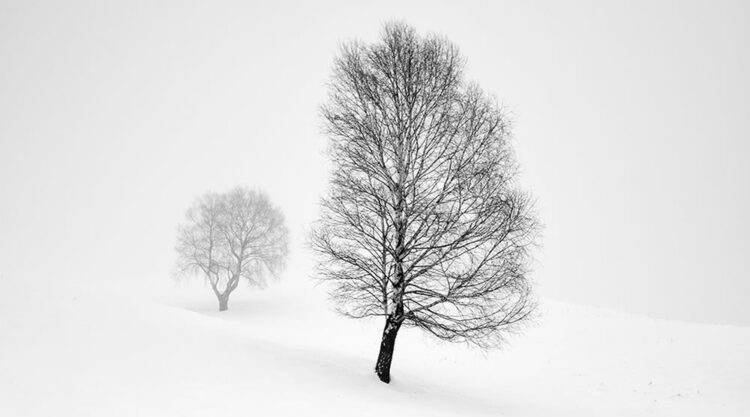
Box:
xmin=1 ymin=1 xmax=748 ymax=416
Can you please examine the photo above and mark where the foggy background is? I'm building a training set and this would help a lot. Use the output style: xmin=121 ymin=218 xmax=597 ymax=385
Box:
xmin=1 ymin=0 xmax=748 ymax=325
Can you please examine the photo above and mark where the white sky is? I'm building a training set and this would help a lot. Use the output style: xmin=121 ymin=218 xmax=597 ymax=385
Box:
xmin=1 ymin=0 xmax=748 ymax=325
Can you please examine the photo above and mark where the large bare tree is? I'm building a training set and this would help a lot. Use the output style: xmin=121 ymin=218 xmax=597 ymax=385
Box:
xmin=312 ymin=22 xmax=538 ymax=383
xmin=176 ymin=187 xmax=289 ymax=311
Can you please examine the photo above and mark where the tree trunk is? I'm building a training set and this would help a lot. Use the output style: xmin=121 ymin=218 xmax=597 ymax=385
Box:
xmin=375 ymin=316 xmax=402 ymax=383
xmin=218 ymin=295 xmax=229 ymax=311
xmin=376 ymin=174 xmax=406 ymax=384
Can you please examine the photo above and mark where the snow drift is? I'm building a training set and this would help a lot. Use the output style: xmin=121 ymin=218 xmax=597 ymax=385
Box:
xmin=1 ymin=275 xmax=747 ymax=416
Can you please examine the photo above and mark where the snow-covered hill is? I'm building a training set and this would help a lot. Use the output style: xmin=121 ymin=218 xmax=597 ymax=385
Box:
xmin=1 ymin=276 xmax=748 ymax=416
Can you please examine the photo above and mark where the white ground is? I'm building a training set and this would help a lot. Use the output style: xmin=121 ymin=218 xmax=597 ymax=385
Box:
xmin=1 ymin=275 xmax=748 ymax=417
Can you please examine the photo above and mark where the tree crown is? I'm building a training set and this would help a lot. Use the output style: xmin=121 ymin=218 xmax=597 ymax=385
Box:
xmin=176 ymin=187 xmax=289 ymax=291
xmin=314 ymin=22 xmax=537 ymax=347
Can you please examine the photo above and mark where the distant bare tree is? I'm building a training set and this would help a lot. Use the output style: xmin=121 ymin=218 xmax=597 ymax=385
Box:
xmin=312 ymin=22 xmax=538 ymax=383
xmin=176 ymin=187 xmax=289 ymax=311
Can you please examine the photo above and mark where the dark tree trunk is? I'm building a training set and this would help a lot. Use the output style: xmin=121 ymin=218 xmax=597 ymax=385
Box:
xmin=218 ymin=295 xmax=229 ymax=311
xmin=376 ymin=176 xmax=406 ymax=384
xmin=375 ymin=316 xmax=402 ymax=383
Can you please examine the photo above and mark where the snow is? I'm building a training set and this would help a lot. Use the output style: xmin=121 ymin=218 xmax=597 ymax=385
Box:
xmin=1 ymin=275 xmax=748 ymax=417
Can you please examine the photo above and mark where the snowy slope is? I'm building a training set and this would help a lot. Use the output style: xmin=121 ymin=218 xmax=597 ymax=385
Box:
xmin=1 ymin=275 xmax=748 ymax=417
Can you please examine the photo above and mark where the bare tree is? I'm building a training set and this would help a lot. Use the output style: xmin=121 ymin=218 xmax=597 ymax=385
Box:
xmin=176 ymin=187 xmax=289 ymax=311
xmin=312 ymin=22 xmax=538 ymax=383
